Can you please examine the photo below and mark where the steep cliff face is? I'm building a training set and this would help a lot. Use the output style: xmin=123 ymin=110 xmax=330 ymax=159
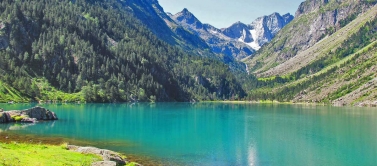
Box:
xmin=247 ymin=0 xmax=377 ymax=74
xmin=170 ymin=9 xmax=293 ymax=60
xmin=248 ymin=13 xmax=294 ymax=48
xmin=222 ymin=22 xmax=254 ymax=43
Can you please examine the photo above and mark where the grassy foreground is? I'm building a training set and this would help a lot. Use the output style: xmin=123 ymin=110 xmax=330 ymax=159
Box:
xmin=0 ymin=142 xmax=101 ymax=166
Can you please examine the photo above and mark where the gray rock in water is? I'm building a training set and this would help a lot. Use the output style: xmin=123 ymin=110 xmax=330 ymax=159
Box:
xmin=25 ymin=106 xmax=58 ymax=120
xmin=91 ymin=161 xmax=117 ymax=166
xmin=68 ymin=146 xmax=128 ymax=165
xmin=0 ymin=106 xmax=58 ymax=123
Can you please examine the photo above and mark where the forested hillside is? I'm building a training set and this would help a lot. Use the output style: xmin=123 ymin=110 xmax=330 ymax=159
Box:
xmin=0 ymin=0 xmax=245 ymax=102
xmin=245 ymin=4 xmax=377 ymax=106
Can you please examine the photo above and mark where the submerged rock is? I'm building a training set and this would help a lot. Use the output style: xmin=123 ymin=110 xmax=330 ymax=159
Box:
xmin=0 ymin=106 xmax=58 ymax=123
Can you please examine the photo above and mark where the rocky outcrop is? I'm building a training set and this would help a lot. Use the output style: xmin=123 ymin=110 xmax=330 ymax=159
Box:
xmin=295 ymin=0 xmax=329 ymax=18
xmin=67 ymin=145 xmax=128 ymax=166
xmin=248 ymin=12 xmax=293 ymax=48
xmin=0 ymin=106 xmax=58 ymax=123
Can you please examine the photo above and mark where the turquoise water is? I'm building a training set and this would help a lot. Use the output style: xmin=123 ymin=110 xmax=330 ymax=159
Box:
xmin=1 ymin=103 xmax=377 ymax=166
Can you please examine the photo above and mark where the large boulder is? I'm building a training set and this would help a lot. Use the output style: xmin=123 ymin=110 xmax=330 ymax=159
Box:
xmin=0 ymin=106 xmax=58 ymax=123
xmin=24 ymin=106 xmax=58 ymax=120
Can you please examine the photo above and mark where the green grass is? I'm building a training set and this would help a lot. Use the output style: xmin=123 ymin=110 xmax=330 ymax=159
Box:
xmin=126 ymin=162 xmax=139 ymax=166
xmin=32 ymin=78 xmax=84 ymax=102
xmin=0 ymin=142 xmax=101 ymax=166
xmin=275 ymin=41 xmax=377 ymax=89
xmin=0 ymin=78 xmax=85 ymax=103
xmin=257 ymin=76 xmax=276 ymax=81
xmin=0 ymin=81 xmax=30 ymax=103
xmin=11 ymin=115 xmax=24 ymax=121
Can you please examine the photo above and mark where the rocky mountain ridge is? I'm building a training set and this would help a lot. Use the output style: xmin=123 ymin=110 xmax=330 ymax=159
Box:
xmin=246 ymin=0 xmax=377 ymax=74
xmin=170 ymin=8 xmax=293 ymax=60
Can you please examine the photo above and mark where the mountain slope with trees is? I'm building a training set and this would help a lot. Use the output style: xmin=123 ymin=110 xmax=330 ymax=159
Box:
xmin=244 ymin=1 xmax=377 ymax=106
xmin=0 ymin=0 xmax=245 ymax=102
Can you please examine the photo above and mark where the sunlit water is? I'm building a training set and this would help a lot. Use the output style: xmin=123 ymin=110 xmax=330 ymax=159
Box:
xmin=0 ymin=103 xmax=377 ymax=166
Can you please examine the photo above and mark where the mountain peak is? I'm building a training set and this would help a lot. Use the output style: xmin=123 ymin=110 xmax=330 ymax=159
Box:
xmin=282 ymin=13 xmax=294 ymax=23
xmin=282 ymin=13 xmax=292 ymax=17
xmin=295 ymin=0 xmax=329 ymax=18
xmin=270 ymin=12 xmax=280 ymax=16
xmin=173 ymin=8 xmax=203 ymax=28
xmin=182 ymin=8 xmax=189 ymax=13
xmin=178 ymin=8 xmax=195 ymax=18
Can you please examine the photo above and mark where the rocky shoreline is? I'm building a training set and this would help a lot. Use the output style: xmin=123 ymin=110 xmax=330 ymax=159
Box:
xmin=67 ymin=145 xmax=134 ymax=166
xmin=0 ymin=106 xmax=58 ymax=123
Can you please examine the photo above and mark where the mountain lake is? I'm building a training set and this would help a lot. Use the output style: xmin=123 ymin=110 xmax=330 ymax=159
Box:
xmin=0 ymin=103 xmax=376 ymax=166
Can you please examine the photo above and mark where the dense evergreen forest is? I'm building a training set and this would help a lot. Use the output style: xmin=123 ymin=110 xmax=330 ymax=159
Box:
xmin=0 ymin=0 xmax=245 ymax=102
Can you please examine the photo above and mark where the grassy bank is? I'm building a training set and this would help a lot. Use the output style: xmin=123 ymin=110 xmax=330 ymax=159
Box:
xmin=0 ymin=79 xmax=84 ymax=103
xmin=0 ymin=142 xmax=101 ymax=165
xmin=0 ymin=132 xmax=151 ymax=166
xmin=0 ymin=81 xmax=31 ymax=103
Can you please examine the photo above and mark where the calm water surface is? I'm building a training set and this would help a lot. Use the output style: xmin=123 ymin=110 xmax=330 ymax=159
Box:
xmin=0 ymin=103 xmax=376 ymax=166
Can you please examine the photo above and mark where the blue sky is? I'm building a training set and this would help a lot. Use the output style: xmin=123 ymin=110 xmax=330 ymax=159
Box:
xmin=158 ymin=0 xmax=304 ymax=28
